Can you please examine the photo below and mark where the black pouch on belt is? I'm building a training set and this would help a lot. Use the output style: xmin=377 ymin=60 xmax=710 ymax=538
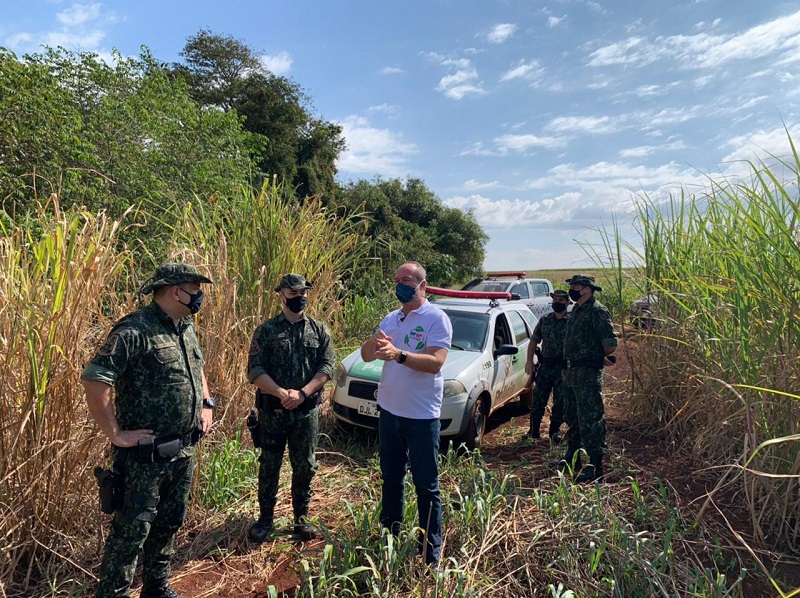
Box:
xmin=246 ymin=409 xmax=261 ymax=448
xmin=155 ymin=437 xmax=182 ymax=459
xmin=298 ymin=391 xmax=321 ymax=414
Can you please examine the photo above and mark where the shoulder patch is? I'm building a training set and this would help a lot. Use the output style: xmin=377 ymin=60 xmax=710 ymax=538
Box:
xmin=98 ymin=333 xmax=120 ymax=356
xmin=248 ymin=337 xmax=260 ymax=356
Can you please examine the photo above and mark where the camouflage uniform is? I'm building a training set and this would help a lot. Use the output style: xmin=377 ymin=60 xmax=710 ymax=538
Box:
xmin=247 ymin=311 xmax=335 ymax=525
xmin=529 ymin=311 xmax=569 ymax=438
xmin=82 ymin=300 xmax=206 ymax=598
xmin=561 ymin=276 xmax=617 ymax=475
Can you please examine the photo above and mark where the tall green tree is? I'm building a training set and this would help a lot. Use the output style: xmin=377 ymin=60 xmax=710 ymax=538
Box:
xmin=0 ymin=47 xmax=256 ymax=217
xmin=333 ymin=178 xmax=487 ymax=287
xmin=173 ymin=30 xmax=346 ymax=200
xmin=176 ymin=28 xmax=261 ymax=111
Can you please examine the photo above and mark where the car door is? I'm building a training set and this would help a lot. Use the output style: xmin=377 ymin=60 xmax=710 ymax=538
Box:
xmin=506 ymin=309 xmax=532 ymax=399
xmin=490 ymin=312 xmax=515 ymax=405
xmin=510 ymin=281 xmax=533 ymax=311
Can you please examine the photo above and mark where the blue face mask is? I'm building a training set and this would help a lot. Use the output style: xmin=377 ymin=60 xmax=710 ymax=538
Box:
xmin=178 ymin=288 xmax=204 ymax=314
xmin=395 ymin=281 xmax=419 ymax=304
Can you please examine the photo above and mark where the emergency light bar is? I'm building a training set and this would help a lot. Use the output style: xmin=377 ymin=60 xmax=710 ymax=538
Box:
xmin=427 ymin=286 xmax=512 ymax=300
xmin=485 ymin=271 xmax=526 ymax=279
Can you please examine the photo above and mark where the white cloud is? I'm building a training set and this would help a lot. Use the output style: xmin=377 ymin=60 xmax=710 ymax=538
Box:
xmin=547 ymin=16 xmax=564 ymax=28
xmin=462 ymin=179 xmax=499 ymax=191
xmin=445 ymin=192 xmax=583 ymax=228
xmin=260 ymin=51 xmax=292 ymax=75
xmin=618 ymin=140 xmax=687 ymax=158
xmin=337 ymin=115 xmax=418 ymax=177
xmin=494 ymin=133 xmax=567 ymax=153
xmin=721 ymin=124 xmax=798 ymax=165
xmin=546 ymin=115 xmax=618 ymax=135
xmin=5 ymin=2 xmax=116 ymax=52
xmin=366 ymin=103 xmax=400 ymax=119
xmin=523 ymin=160 xmax=705 ymax=196
xmin=427 ymin=54 xmax=485 ymax=100
xmin=587 ymin=9 xmax=800 ymax=71
xmin=500 ymin=59 xmax=545 ymax=83
xmin=486 ymin=23 xmax=517 ymax=44
xmin=459 ymin=141 xmax=501 ymax=157
xmin=381 ymin=66 xmax=404 ymax=75
xmin=6 ymin=32 xmax=32 ymax=46
xmin=56 ymin=3 xmax=101 ymax=26
xmin=44 ymin=29 xmax=105 ymax=48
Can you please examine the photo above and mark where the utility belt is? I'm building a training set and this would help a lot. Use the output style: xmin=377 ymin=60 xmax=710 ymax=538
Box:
xmin=565 ymin=358 xmax=604 ymax=370
xmin=93 ymin=428 xmax=199 ymax=517
xmin=118 ymin=428 xmax=202 ymax=463
xmin=255 ymin=389 xmax=321 ymax=414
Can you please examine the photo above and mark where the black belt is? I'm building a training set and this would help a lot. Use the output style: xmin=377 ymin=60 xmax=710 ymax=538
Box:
xmin=256 ymin=390 xmax=321 ymax=413
xmin=117 ymin=429 xmax=200 ymax=463
xmin=565 ymin=359 xmax=603 ymax=369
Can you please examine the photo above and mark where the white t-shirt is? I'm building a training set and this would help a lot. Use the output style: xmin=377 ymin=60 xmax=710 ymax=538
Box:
xmin=376 ymin=299 xmax=452 ymax=419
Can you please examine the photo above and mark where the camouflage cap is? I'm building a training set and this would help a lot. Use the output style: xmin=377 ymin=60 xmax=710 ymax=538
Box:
xmin=550 ymin=289 xmax=571 ymax=301
xmin=139 ymin=263 xmax=213 ymax=294
xmin=565 ymin=274 xmax=602 ymax=291
xmin=274 ymin=273 xmax=313 ymax=292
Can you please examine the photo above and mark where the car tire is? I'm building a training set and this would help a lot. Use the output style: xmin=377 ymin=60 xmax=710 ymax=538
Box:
xmin=456 ymin=398 xmax=486 ymax=451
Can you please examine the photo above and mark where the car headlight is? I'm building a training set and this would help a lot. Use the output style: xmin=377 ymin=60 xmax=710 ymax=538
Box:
xmin=443 ymin=379 xmax=467 ymax=398
xmin=334 ymin=363 xmax=348 ymax=388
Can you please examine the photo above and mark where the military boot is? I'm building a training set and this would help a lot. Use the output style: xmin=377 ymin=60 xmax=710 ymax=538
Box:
xmin=248 ymin=515 xmax=274 ymax=543
xmin=294 ymin=515 xmax=317 ymax=541
xmin=575 ymin=453 xmax=604 ymax=483
xmin=140 ymin=580 xmax=185 ymax=598
xmin=526 ymin=417 xmax=542 ymax=440
xmin=548 ymin=422 xmax=563 ymax=445
xmin=548 ymin=444 xmax=581 ymax=473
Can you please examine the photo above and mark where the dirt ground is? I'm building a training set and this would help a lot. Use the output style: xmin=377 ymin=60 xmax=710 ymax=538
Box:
xmin=132 ymin=338 xmax=800 ymax=597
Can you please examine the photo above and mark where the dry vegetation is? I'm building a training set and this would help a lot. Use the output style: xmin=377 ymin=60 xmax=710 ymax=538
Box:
xmin=4 ymin=148 xmax=800 ymax=596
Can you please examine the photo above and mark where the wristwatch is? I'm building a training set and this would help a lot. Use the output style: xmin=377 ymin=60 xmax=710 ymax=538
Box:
xmin=202 ymin=397 xmax=216 ymax=410
xmin=398 ymin=351 xmax=407 ymax=364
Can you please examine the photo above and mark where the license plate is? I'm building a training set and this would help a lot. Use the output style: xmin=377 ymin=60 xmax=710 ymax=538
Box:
xmin=357 ymin=401 xmax=379 ymax=418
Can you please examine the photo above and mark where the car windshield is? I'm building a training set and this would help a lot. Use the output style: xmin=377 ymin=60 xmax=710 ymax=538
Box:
xmin=470 ymin=282 xmax=511 ymax=293
xmin=446 ymin=311 xmax=490 ymax=352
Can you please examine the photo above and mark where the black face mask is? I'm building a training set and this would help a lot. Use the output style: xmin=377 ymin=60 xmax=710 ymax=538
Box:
xmin=285 ymin=295 xmax=307 ymax=313
xmin=178 ymin=288 xmax=204 ymax=314
xmin=552 ymin=302 xmax=568 ymax=313
xmin=568 ymin=289 xmax=583 ymax=302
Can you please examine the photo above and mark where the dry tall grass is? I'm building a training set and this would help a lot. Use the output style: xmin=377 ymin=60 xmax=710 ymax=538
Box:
xmin=0 ymin=196 xmax=137 ymax=590
xmin=0 ymin=182 xmax=368 ymax=595
xmin=617 ymin=142 xmax=800 ymax=554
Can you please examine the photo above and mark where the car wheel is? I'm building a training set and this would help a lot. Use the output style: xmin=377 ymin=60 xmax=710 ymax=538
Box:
xmin=456 ymin=398 xmax=486 ymax=451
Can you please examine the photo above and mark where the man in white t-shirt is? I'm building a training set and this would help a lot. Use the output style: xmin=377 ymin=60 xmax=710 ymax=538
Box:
xmin=360 ymin=261 xmax=452 ymax=566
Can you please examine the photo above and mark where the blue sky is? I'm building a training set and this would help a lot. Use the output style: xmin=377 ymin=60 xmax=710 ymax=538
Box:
xmin=4 ymin=1 xmax=800 ymax=270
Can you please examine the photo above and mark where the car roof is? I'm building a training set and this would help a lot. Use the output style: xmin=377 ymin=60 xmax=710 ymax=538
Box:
xmin=431 ymin=297 xmax=530 ymax=314
xmin=478 ymin=278 xmax=551 ymax=285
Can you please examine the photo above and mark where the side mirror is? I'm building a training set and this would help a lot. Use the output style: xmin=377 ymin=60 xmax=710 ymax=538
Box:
xmin=494 ymin=344 xmax=519 ymax=357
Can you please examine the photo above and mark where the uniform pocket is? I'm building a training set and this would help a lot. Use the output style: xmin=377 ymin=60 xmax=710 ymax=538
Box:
xmin=153 ymin=343 xmax=181 ymax=364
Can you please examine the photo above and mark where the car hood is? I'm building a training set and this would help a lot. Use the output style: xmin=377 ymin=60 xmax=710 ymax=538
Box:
xmin=342 ymin=348 xmax=483 ymax=382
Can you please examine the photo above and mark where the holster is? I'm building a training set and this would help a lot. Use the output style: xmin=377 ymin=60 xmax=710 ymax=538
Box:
xmin=94 ymin=464 xmax=124 ymax=514
xmin=246 ymin=409 xmax=261 ymax=449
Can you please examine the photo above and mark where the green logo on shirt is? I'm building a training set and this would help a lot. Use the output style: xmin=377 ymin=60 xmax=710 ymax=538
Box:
xmin=404 ymin=326 xmax=425 ymax=350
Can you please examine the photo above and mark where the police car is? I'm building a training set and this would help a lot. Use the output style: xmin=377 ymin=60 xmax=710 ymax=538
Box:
xmin=461 ymin=271 xmax=556 ymax=319
xmin=331 ymin=287 xmax=538 ymax=450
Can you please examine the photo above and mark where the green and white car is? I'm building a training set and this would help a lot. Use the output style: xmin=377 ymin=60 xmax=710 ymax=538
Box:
xmin=331 ymin=288 xmax=538 ymax=449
